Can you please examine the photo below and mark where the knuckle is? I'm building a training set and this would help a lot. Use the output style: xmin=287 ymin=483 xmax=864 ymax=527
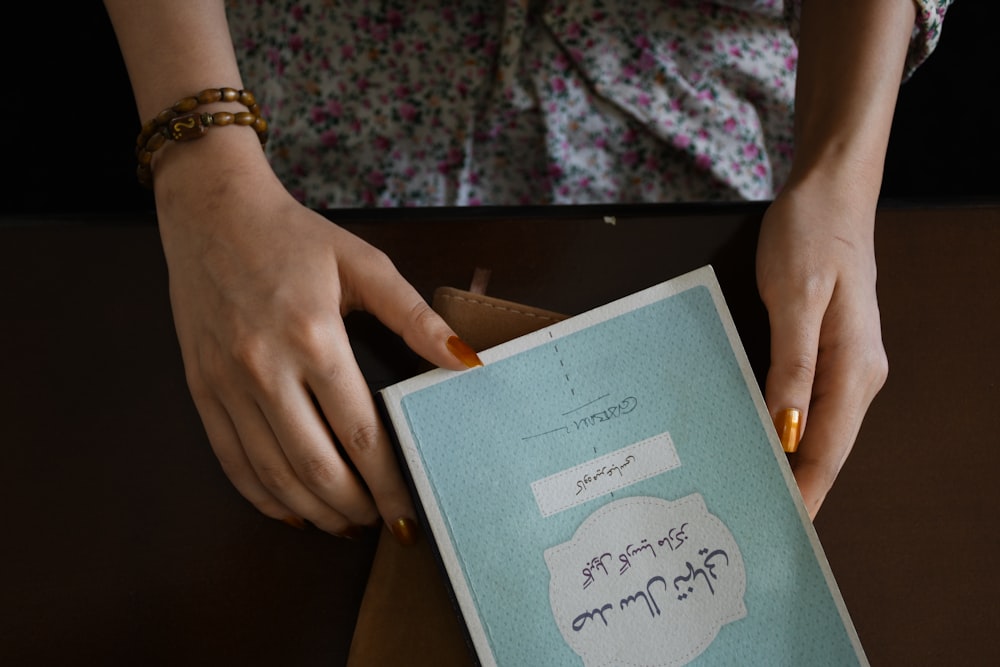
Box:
xmin=297 ymin=456 xmax=342 ymax=488
xmin=289 ymin=316 xmax=340 ymax=368
xmin=801 ymin=278 xmax=832 ymax=307
xmin=229 ymin=334 xmax=273 ymax=386
xmin=397 ymin=299 xmax=447 ymax=352
xmin=406 ymin=299 xmax=442 ymax=334
xmin=362 ymin=244 xmax=394 ymax=270
xmin=292 ymin=315 xmax=329 ymax=352
xmin=760 ymin=271 xmax=829 ymax=309
xmin=844 ymin=342 xmax=889 ymax=394
xmin=348 ymin=242 xmax=393 ymax=278
xmin=782 ymin=353 xmax=818 ymax=385
xmin=255 ymin=462 xmax=297 ymax=496
xmin=868 ymin=348 xmax=889 ymax=390
xmin=342 ymin=421 xmax=383 ymax=458
xmin=230 ymin=333 xmax=266 ymax=366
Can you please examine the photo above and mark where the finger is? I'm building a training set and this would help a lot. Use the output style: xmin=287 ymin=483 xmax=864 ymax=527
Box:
xmin=790 ymin=400 xmax=851 ymax=520
xmin=187 ymin=385 xmax=305 ymax=529
xmin=355 ymin=249 xmax=483 ymax=371
xmin=307 ymin=323 xmax=421 ymax=544
xmin=762 ymin=288 xmax=828 ymax=453
xmin=790 ymin=344 xmax=882 ymax=519
xmin=220 ymin=385 xmax=363 ymax=536
xmin=254 ymin=376 xmax=381 ymax=528
xmin=791 ymin=294 xmax=888 ymax=518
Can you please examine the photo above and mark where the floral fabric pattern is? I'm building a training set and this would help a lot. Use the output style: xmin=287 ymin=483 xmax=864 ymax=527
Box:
xmin=227 ymin=0 xmax=952 ymax=208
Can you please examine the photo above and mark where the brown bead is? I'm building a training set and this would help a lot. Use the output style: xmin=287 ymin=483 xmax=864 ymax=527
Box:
xmin=234 ymin=111 xmax=256 ymax=126
xmin=144 ymin=132 xmax=167 ymax=152
xmin=137 ymin=150 xmax=153 ymax=167
xmin=139 ymin=118 xmax=158 ymax=139
xmin=172 ymin=96 xmax=199 ymax=113
xmin=168 ymin=113 xmax=208 ymax=141
xmin=212 ymin=111 xmax=235 ymax=126
xmin=252 ymin=117 xmax=268 ymax=134
xmin=220 ymin=87 xmax=239 ymax=102
xmin=197 ymin=88 xmax=223 ymax=104
xmin=155 ymin=109 xmax=177 ymax=126
xmin=238 ymin=90 xmax=256 ymax=107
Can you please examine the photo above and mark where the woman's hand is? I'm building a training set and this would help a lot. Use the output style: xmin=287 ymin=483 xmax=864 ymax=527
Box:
xmin=101 ymin=0 xmax=481 ymax=542
xmin=153 ymin=134 xmax=477 ymax=541
xmin=756 ymin=179 xmax=888 ymax=519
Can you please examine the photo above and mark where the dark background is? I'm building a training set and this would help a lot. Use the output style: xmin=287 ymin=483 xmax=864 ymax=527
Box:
xmin=1 ymin=1 xmax=996 ymax=215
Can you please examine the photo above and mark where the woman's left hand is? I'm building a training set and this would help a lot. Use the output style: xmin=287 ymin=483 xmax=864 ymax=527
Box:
xmin=756 ymin=179 xmax=889 ymax=519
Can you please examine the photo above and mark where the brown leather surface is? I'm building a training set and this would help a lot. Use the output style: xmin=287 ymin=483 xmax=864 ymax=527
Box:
xmin=431 ymin=286 xmax=568 ymax=352
xmin=346 ymin=526 xmax=476 ymax=666
xmin=3 ymin=202 xmax=999 ymax=666
xmin=348 ymin=288 xmax=567 ymax=666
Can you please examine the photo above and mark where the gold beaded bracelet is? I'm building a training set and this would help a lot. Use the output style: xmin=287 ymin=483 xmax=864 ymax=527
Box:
xmin=135 ymin=87 xmax=269 ymax=187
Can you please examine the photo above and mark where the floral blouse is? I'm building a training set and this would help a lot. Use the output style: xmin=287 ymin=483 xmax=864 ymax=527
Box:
xmin=227 ymin=0 xmax=951 ymax=208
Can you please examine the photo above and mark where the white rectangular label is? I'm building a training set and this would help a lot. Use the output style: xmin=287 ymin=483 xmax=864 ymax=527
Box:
xmin=530 ymin=432 xmax=680 ymax=517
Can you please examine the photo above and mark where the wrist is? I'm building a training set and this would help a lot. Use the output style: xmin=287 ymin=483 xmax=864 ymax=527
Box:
xmin=152 ymin=125 xmax=278 ymax=203
xmin=767 ymin=172 xmax=881 ymax=252
xmin=152 ymin=132 xmax=295 ymax=272
xmin=782 ymin=151 xmax=883 ymax=218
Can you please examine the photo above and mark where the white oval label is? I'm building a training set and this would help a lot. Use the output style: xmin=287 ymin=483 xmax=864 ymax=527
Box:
xmin=544 ymin=494 xmax=747 ymax=666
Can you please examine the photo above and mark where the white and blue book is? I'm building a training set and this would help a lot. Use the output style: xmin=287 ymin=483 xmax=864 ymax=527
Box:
xmin=379 ymin=266 xmax=867 ymax=667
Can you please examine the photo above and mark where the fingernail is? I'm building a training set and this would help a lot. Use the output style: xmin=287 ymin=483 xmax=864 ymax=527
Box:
xmin=775 ymin=408 xmax=802 ymax=453
xmin=337 ymin=525 xmax=367 ymax=541
xmin=282 ymin=516 xmax=307 ymax=530
xmin=446 ymin=335 xmax=483 ymax=368
xmin=388 ymin=517 xmax=419 ymax=546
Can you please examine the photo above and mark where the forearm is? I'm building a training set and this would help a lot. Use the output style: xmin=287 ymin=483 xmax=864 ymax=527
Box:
xmin=104 ymin=0 xmax=277 ymax=205
xmin=104 ymin=0 xmax=244 ymax=119
xmin=788 ymin=0 xmax=917 ymax=209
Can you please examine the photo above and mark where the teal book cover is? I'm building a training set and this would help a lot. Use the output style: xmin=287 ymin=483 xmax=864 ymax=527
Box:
xmin=379 ymin=266 xmax=867 ymax=666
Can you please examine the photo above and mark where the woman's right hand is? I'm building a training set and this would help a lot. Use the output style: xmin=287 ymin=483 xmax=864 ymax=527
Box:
xmin=152 ymin=130 xmax=478 ymax=540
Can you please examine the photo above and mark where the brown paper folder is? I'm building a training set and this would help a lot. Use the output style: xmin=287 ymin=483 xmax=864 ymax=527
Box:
xmin=346 ymin=288 xmax=567 ymax=666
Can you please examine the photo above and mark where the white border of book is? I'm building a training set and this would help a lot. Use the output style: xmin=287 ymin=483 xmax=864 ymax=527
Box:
xmin=380 ymin=265 xmax=868 ymax=667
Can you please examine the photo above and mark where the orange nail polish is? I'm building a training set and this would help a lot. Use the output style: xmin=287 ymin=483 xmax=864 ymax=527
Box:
xmin=338 ymin=525 xmax=366 ymax=541
xmin=388 ymin=517 xmax=419 ymax=546
xmin=282 ymin=516 xmax=307 ymax=530
xmin=775 ymin=408 xmax=802 ymax=453
xmin=446 ymin=335 xmax=484 ymax=368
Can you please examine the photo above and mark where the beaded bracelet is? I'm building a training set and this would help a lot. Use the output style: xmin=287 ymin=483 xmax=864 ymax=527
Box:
xmin=135 ymin=87 xmax=269 ymax=187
